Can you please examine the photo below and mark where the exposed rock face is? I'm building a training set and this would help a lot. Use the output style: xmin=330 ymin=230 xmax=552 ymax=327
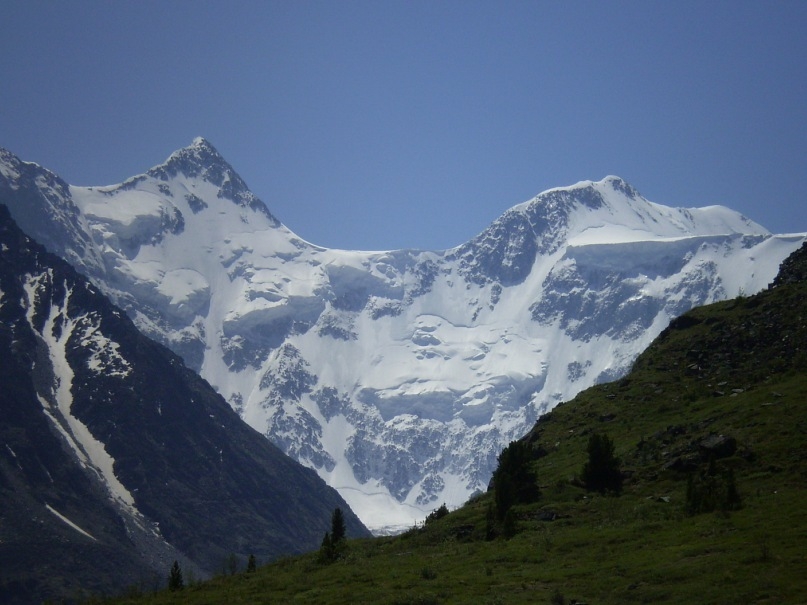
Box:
xmin=771 ymin=241 xmax=807 ymax=287
xmin=0 ymin=205 xmax=368 ymax=603
xmin=2 ymin=140 xmax=805 ymax=531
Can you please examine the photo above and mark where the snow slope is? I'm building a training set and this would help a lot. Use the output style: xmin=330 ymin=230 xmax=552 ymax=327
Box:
xmin=2 ymin=140 xmax=804 ymax=532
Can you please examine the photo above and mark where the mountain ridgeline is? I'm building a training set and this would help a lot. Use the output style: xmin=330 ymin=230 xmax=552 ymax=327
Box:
xmin=107 ymin=240 xmax=807 ymax=604
xmin=0 ymin=205 xmax=368 ymax=604
xmin=1 ymin=140 xmax=804 ymax=531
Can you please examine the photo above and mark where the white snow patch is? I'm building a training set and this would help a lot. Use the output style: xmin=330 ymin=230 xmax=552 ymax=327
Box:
xmin=80 ymin=321 xmax=132 ymax=377
xmin=0 ymin=160 xmax=21 ymax=183
xmin=5 ymin=444 xmax=24 ymax=472
xmin=34 ymin=162 xmax=807 ymax=531
xmin=45 ymin=504 xmax=97 ymax=541
xmin=74 ymin=188 xmax=169 ymax=240
xmin=337 ymin=484 xmax=425 ymax=535
xmin=23 ymin=273 xmax=137 ymax=510
xmin=156 ymin=268 xmax=210 ymax=306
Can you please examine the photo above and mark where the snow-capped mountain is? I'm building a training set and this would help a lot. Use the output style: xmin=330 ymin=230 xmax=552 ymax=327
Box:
xmin=0 ymin=204 xmax=367 ymax=603
xmin=2 ymin=139 xmax=804 ymax=532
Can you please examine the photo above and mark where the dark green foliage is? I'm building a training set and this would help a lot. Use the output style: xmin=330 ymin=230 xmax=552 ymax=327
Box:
xmin=685 ymin=463 xmax=742 ymax=515
xmin=318 ymin=532 xmax=335 ymax=563
xmin=492 ymin=440 xmax=540 ymax=519
xmin=247 ymin=554 xmax=257 ymax=573
xmin=425 ymin=503 xmax=449 ymax=525
xmin=484 ymin=502 xmax=496 ymax=541
xmin=331 ymin=507 xmax=346 ymax=544
xmin=581 ymin=433 xmax=622 ymax=494
xmin=502 ymin=508 xmax=518 ymax=538
xmin=319 ymin=507 xmax=348 ymax=563
xmin=168 ymin=561 xmax=183 ymax=592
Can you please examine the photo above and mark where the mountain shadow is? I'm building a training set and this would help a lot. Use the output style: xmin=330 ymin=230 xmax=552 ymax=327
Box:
xmin=0 ymin=204 xmax=369 ymax=604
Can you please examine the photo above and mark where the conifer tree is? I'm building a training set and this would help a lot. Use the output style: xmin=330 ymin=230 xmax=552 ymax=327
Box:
xmin=492 ymin=440 xmax=540 ymax=519
xmin=319 ymin=507 xmax=348 ymax=563
xmin=331 ymin=507 xmax=346 ymax=545
xmin=318 ymin=531 xmax=335 ymax=563
xmin=247 ymin=553 xmax=257 ymax=573
xmin=168 ymin=560 xmax=184 ymax=591
xmin=581 ymin=433 xmax=622 ymax=494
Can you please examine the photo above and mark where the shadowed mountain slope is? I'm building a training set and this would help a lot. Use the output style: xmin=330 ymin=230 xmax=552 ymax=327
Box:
xmin=0 ymin=205 xmax=368 ymax=604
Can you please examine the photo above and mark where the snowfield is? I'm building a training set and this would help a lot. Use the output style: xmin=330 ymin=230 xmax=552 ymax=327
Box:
xmin=3 ymin=139 xmax=804 ymax=532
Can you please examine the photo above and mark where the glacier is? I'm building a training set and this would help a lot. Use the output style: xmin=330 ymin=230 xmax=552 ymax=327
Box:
xmin=2 ymin=138 xmax=804 ymax=532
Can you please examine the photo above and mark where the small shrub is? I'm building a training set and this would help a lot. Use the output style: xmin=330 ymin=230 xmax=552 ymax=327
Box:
xmin=685 ymin=464 xmax=742 ymax=515
xmin=425 ymin=503 xmax=449 ymax=525
xmin=550 ymin=588 xmax=566 ymax=605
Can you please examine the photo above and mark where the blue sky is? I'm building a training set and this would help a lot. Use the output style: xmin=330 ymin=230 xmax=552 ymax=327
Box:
xmin=2 ymin=1 xmax=805 ymax=251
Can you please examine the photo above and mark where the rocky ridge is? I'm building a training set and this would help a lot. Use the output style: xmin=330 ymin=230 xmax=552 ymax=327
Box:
xmin=1 ymin=140 xmax=804 ymax=530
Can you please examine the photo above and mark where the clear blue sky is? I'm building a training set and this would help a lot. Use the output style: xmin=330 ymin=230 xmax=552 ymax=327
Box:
xmin=2 ymin=1 xmax=805 ymax=250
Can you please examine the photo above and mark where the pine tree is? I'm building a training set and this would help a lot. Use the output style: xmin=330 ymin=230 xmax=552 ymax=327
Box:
xmin=247 ymin=553 xmax=257 ymax=573
xmin=168 ymin=560 xmax=184 ymax=592
xmin=581 ymin=433 xmax=622 ymax=494
xmin=331 ymin=507 xmax=346 ymax=545
xmin=492 ymin=440 xmax=540 ymax=519
xmin=319 ymin=508 xmax=348 ymax=563
xmin=318 ymin=531 xmax=335 ymax=563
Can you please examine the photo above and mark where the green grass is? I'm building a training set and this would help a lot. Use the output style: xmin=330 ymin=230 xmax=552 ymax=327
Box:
xmin=102 ymin=282 xmax=807 ymax=605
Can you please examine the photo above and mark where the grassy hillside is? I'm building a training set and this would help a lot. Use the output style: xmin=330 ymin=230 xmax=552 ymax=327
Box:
xmin=104 ymin=263 xmax=807 ymax=604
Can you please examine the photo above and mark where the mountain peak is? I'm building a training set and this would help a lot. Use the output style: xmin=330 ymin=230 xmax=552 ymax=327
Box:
xmin=153 ymin=137 xmax=228 ymax=179
xmin=601 ymin=175 xmax=641 ymax=198
xmin=191 ymin=135 xmax=213 ymax=148
xmin=2 ymin=140 xmax=803 ymax=535
xmin=146 ymin=138 xmax=278 ymax=223
xmin=181 ymin=136 xmax=225 ymax=162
